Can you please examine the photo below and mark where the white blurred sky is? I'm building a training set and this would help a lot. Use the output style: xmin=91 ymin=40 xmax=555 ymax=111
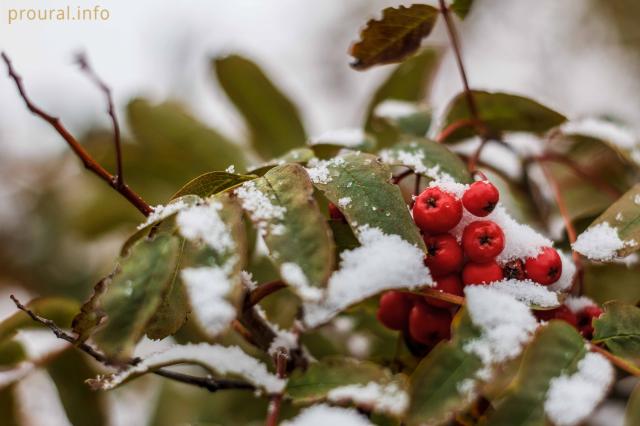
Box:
xmin=1 ymin=0 xmax=639 ymax=159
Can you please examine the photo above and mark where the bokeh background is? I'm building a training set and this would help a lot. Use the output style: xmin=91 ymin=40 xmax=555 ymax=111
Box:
xmin=1 ymin=0 xmax=639 ymax=424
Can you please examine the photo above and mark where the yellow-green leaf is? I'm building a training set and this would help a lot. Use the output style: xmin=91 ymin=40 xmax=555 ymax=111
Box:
xmin=171 ymin=172 xmax=256 ymax=200
xmin=593 ymin=301 xmax=640 ymax=364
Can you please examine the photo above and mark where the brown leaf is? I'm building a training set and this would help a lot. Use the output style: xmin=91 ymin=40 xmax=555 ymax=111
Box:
xmin=350 ymin=4 xmax=439 ymax=70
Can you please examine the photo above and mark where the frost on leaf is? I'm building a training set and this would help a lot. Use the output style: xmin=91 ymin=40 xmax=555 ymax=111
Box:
xmin=235 ymin=180 xmax=286 ymax=236
xmin=544 ymin=352 xmax=614 ymax=426
xmin=88 ymin=343 xmax=285 ymax=394
xmin=303 ymin=226 xmax=431 ymax=327
xmin=327 ymin=382 xmax=409 ymax=416
xmin=573 ymin=222 xmax=636 ymax=261
xmin=486 ymin=279 xmax=559 ymax=308
xmin=282 ymin=404 xmax=373 ymax=426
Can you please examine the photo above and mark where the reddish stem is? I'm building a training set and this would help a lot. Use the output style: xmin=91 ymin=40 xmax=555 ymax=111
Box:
xmin=435 ymin=118 xmax=482 ymax=144
xmin=265 ymin=349 xmax=288 ymax=426
xmin=418 ymin=288 xmax=465 ymax=306
xmin=248 ymin=280 xmax=287 ymax=308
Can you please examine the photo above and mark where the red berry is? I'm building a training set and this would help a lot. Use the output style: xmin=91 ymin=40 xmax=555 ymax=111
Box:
xmin=425 ymin=274 xmax=463 ymax=308
xmin=462 ymin=261 xmax=504 ymax=286
xmin=462 ymin=220 xmax=505 ymax=263
xmin=377 ymin=291 xmax=413 ymax=330
xmin=534 ymin=305 xmax=578 ymax=327
xmin=408 ymin=302 xmax=452 ymax=345
xmin=328 ymin=202 xmax=346 ymax=221
xmin=462 ymin=181 xmax=500 ymax=217
xmin=503 ymin=259 xmax=526 ymax=280
xmin=424 ymin=234 xmax=464 ymax=276
xmin=576 ymin=305 xmax=603 ymax=339
xmin=412 ymin=187 xmax=463 ymax=234
xmin=525 ymin=247 xmax=562 ymax=286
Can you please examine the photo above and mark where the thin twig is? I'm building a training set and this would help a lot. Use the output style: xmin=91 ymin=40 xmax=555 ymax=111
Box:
xmin=265 ymin=348 xmax=288 ymax=426
xmin=1 ymin=52 xmax=152 ymax=217
xmin=75 ymin=52 xmax=124 ymax=187
xmin=248 ymin=280 xmax=287 ymax=308
xmin=435 ymin=118 xmax=483 ymax=143
xmin=467 ymin=137 xmax=489 ymax=173
xmin=10 ymin=295 xmax=254 ymax=392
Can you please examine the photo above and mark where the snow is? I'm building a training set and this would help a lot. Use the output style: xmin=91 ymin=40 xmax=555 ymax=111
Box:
xmin=428 ymin=178 xmax=469 ymax=199
xmin=347 ymin=334 xmax=370 ymax=358
xmin=486 ymin=279 xmax=559 ymax=307
xmin=305 ymin=156 xmax=346 ymax=185
xmin=548 ymin=251 xmax=576 ymax=292
xmin=327 ymin=382 xmax=409 ymax=416
xmin=573 ymin=222 xmax=636 ymax=261
xmin=373 ymin=99 xmax=420 ymax=120
xmin=561 ymin=118 xmax=637 ymax=149
xmin=282 ymin=404 xmax=373 ymax=426
xmin=89 ymin=343 xmax=285 ymax=393
xmin=137 ymin=198 xmax=191 ymax=230
xmin=252 ymin=305 xmax=299 ymax=357
xmin=464 ymin=286 xmax=538 ymax=367
xmin=181 ymin=266 xmax=236 ymax=337
xmin=235 ymin=181 xmax=287 ymax=236
xmin=564 ymin=296 xmax=597 ymax=314
xmin=309 ymin=129 xmax=366 ymax=148
xmin=544 ymin=352 xmax=614 ymax=426
xmin=225 ymin=165 xmax=236 ymax=173
xmin=177 ymin=201 xmax=234 ymax=253
xmin=303 ymin=226 xmax=432 ymax=327
xmin=379 ymin=144 xmax=454 ymax=181
xmin=338 ymin=197 xmax=352 ymax=208
xmin=280 ymin=262 xmax=322 ymax=302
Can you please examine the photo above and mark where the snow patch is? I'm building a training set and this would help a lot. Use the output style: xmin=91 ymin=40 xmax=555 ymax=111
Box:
xmin=573 ymin=222 xmax=635 ymax=261
xmin=548 ymin=251 xmax=576 ymax=292
xmin=564 ymin=296 xmax=597 ymax=314
xmin=327 ymin=382 xmax=409 ymax=416
xmin=374 ymin=99 xmax=420 ymax=120
xmin=235 ymin=181 xmax=286 ymax=236
xmin=544 ymin=352 xmax=614 ymax=426
xmin=280 ymin=262 xmax=322 ymax=302
xmin=338 ymin=197 xmax=352 ymax=208
xmin=486 ymin=279 xmax=559 ymax=307
xmin=137 ymin=199 xmax=191 ymax=230
xmin=379 ymin=144 xmax=455 ymax=182
xmin=309 ymin=129 xmax=366 ymax=148
xmin=177 ymin=201 xmax=234 ymax=253
xmin=562 ymin=118 xmax=637 ymax=149
xmin=282 ymin=404 xmax=373 ymax=426
xmin=305 ymin=156 xmax=346 ymax=185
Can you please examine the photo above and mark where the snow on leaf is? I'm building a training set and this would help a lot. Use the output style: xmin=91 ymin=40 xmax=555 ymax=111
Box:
xmin=303 ymin=226 xmax=431 ymax=327
xmin=373 ymin=100 xmax=420 ymax=120
xmin=282 ymin=404 xmax=373 ymax=426
xmin=327 ymin=382 xmax=409 ymax=416
xmin=88 ymin=343 xmax=285 ymax=393
xmin=177 ymin=201 xmax=235 ymax=253
xmin=548 ymin=250 xmax=576 ymax=292
xmin=573 ymin=222 xmax=635 ymax=261
xmin=544 ymin=353 xmax=614 ymax=426
xmin=486 ymin=279 xmax=560 ymax=308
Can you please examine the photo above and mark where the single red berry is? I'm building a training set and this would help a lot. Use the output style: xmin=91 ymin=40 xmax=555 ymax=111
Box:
xmin=377 ymin=291 xmax=413 ymax=331
xmin=534 ymin=305 xmax=578 ymax=327
xmin=462 ymin=220 xmax=505 ymax=263
xmin=424 ymin=274 xmax=464 ymax=308
xmin=462 ymin=260 xmax=504 ymax=286
xmin=328 ymin=202 xmax=346 ymax=221
xmin=408 ymin=302 xmax=452 ymax=345
xmin=462 ymin=181 xmax=500 ymax=217
xmin=503 ymin=259 xmax=526 ymax=280
xmin=576 ymin=305 xmax=603 ymax=339
xmin=412 ymin=187 xmax=463 ymax=234
xmin=424 ymin=234 xmax=464 ymax=276
xmin=524 ymin=247 xmax=562 ymax=286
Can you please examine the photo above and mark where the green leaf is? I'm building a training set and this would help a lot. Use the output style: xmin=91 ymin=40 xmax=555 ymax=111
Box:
xmin=249 ymin=147 xmax=316 ymax=175
xmin=286 ymin=357 xmax=408 ymax=416
xmin=171 ymin=172 xmax=256 ymax=200
xmin=585 ymin=183 xmax=640 ymax=257
xmin=626 ymin=383 xmax=640 ymax=426
xmin=213 ymin=54 xmax=306 ymax=159
xmin=583 ymin=263 xmax=640 ymax=306
xmin=593 ymin=301 xmax=640 ymax=364
xmin=238 ymin=164 xmax=335 ymax=295
xmin=0 ymin=340 xmax=26 ymax=367
xmin=451 ymin=0 xmax=474 ymax=19
xmin=483 ymin=321 xmax=586 ymax=426
xmin=309 ymin=152 xmax=425 ymax=251
xmin=0 ymin=297 xmax=79 ymax=342
xmin=310 ymin=133 xmax=377 ymax=159
xmin=379 ymin=137 xmax=472 ymax=184
xmin=441 ymin=91 xmax=566 ymax=142
xmin=92 ymin=233 xmax=181 ymax=359
xmin=365 ymin=49 xmax=440 ymax=148
xmin=47 ymin=350 xmax=109 ymax=426
xmin=350 ymin=5 xmax=439 ymax=70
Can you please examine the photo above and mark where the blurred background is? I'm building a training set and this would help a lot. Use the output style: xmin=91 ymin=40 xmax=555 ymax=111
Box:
xmin=1 ymin=0 xmax=640 ymax=424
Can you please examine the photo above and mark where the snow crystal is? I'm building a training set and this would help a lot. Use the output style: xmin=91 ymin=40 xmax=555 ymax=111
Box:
xmin=338 ymin=197 xmax=352 ymax=208
xmin=487 ymin=279 xmax=559 ymax=307
xmin=379 ymin=145 xmax=452 ymax=181
xmin=548 ymin=251 xmax=576 ymax=292
xmin=427 ymin=177 xmax=469 ymax=199
xmin=303 ymin=227 xmax=431 ymax=327
xmin=225 ymin=165 xmax=236 ymax=173
xmin=90 ymin=343 xmax=285 ymax=393
xmin=177 ymin=202 xmax=234 ymax=253
xmin=181 ymin=266 xmax=236 ymax=337
xmin=573 ymin=222 xmax=635 ymax=261
xmin=347 ymin=334 xmax=370 ymax=358
xmin=137 ymin=199 xmax=191 ymax=230
xmin=327 ymin=382 xmax=409 ymax=416
xmin=282 ymin=404 xmax=373 ymax=426
xmin=373 ymin=99 xmax=420 ymax=120
xmin=613 ymin=252 xmax=639 ymax=267
xmin=544 ymin=352 xmax=614 ymax=426
xmin=309 ymin=129 xmax=366 ymax=148
xmin=235 ymin=181 xmax=286 ymax=236
xmin=562 ymin=118 xmax=637 ymax=149
xmin=241 ymin=271 xmax=258 ymax=291
xmin=564 ymin=296 xmax=597 ymax=314
xmin=464 ymin=286 xmax=538 ymax=366
xmin=252 ymin=305 xmax=299 ymax=357
xmin=305 ymin=156 xmax=346 ymax=185
xmin=280 ymin=262 xmax=322 ymax=302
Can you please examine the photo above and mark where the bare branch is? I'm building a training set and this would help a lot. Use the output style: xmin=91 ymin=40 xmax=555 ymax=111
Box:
xmin=74 ymin=52 xmax=124 ymax=186
xmin=247 ymin=280 xmax=287 ymax=308
xmin=1 ymin=52 xmax=152 ymax=217
xmin=9 ymin=295 xmax=253 ymax=393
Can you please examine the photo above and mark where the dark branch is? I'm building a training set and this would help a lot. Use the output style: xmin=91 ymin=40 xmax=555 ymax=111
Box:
xmin=265 ymin=348 xmax=288 ymax=426
xmin=1 ymin=52 xmax=152 ymax=217
xmin=74 ymin=52 xmax=124 ymax=187
xmin=247 ymin=280 xmax=287 ymax=308
xmin=10 ymin=295 xmax=254 ymax=393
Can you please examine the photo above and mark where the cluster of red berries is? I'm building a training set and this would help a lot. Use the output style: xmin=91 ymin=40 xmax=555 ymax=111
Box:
xmin=535 ymin=302 xmax=603 ymax=339
xmin=377 ymin=180 xmax=567 ymax=349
